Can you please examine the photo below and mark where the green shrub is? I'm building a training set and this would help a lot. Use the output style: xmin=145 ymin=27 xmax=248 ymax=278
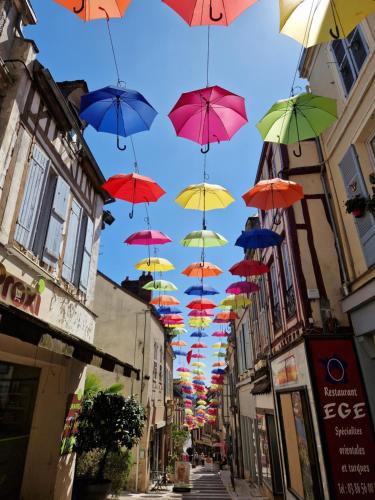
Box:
xmin=104 ymin=450 xmax=133 ymax=497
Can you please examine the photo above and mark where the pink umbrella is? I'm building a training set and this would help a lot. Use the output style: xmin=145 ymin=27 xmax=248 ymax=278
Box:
xmin=226 ymin=281 xmax=260 ymax=294
xmin=124 ymin=229 xmax=172 ymax=245
xmin=212 ymin=331 xmax=229 ymax=337
xmin=177 ymin=367 xmax=191 ymax=372
xmin=188 ymin=309 xmax=214 ymax=317
xmin=169 ymin=85 xmax=248 ymax=153
xmin=191 ymin=353 xmax=206 ymax=359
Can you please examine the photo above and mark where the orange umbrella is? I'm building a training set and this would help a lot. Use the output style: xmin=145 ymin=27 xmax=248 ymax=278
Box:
xmin=242 ymin=178 xmax=303 ymax=210
xmin=54 ymin=0 xmax=131 ymax=21
xmin=215 ymin=311 xmax=239 ymax=321
xmin=171 ymin=340 xmax=187 ymax=347
xmin=182 ymin=261 xmax=223 ymax=278
xmin=213 ymin=361 xmax=226 ymax=367
xmin=150 ymin=295 xmax=180 ymax=306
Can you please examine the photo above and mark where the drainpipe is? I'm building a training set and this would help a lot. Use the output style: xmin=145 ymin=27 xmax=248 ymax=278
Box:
xmin=316 ymin=138 xmax=350 ymax=297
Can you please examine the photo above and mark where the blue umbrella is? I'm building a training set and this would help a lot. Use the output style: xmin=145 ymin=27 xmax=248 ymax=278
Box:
xmin=173 ymin=350 xmax=187 ymax=356
xmin=235 ymin=229 xmax=283 ymax=249
xmin=190 ymin=331 xmax=208 ymax=338
xmin=80 ymin=85 xmax=157 ymax=150
xmin=211 ymin=368 xmax=225 ymax=374
xmin=156 ymin=306 xmax=182 ymax=315
xmin=184 ymin=285 xmax=219 ymax=296
xmin=184 ymin=394 xmax=195 ymax=400
xmin=193 ymin=380 xmax=205 ymax=385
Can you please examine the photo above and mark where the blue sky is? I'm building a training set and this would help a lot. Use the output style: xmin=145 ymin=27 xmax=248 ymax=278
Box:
xmin=28 ymin=0 xmax=304 ymax=378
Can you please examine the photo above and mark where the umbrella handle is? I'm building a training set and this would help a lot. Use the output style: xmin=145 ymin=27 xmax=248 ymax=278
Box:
xmin=73 ymin=0 xmax=85 ymax=13
xmin=129 ymin=205 xmax=134 ymax=219
xmin=210 ymin=2 xmax=223 ymax=22
xmin=201 ymin=143 xmax=210 ymax=154
xmin=293 ymin=142 xmax=302 ymax=157
xmin=117 ymin=135 xmax=126 ymax=151
xmin=329 ymin=25 xmax=340 ymax=40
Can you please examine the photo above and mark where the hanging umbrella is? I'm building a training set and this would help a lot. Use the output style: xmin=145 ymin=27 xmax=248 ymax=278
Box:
xmin=162 ymin=0 xmax=257 ymax=25
xmin=180 ymin=230 xmax=228 ymax=247
xmin=190 ymin=331 xmax=209 ymax=338
xmin=177 ymin=367 xmax=191 ymax=372
xmin=191 ymin=342 xmax=208 ymax=349
xmin=176 ymin=183 xmax=234 ymax=210
xmin=219 ymin=294 xmax=251 ymax=309
xmin=212 ymin=342 xmax=228 ymax=349
xmin=192 ymin=362 xmax=206 ymax=367
xmin=174 ymin=350 xmax=187 ymax=356
xmin=184 ymin=284 xmax=219 ymax=296
xmin=143 ymin=280 xmax=177 ymax=291
xmin=187 ymin=299 xmax=216 ymax=310
xmin=235 ymin=229 xmax=283 ymax=249
xmin=182 ymin=261 xmax=223 ymax=278
xmin=213 ymin=318 xmax=230 ymax=324
xmin=125 ymin=230 xmax=172 ymax=245
xmin=162 ymin=314 xmax=184 ymax=323
xmin=191 ymin=353 xmax=206 ymax=359
xmin=212 ymin=352 xmax=227 ymax=358
xmin=229 ymin=259 xmax=269 ymax=276
xmin=193 ymin=380 xmax=205 ymax=386
xmin=279 ymin=0 xmax=375 ymax=48
xmin=80 ymin=85 xmax=157 ymax=150
xmin=213 ymin=362 xmax=226 ymax=367
xmin=171 ymin=340 xmax=187 ymax=347
xmin=172 ymin=327 xmax=188 ymax=335
xmin=215 ymin=311 xmax=239 ymax=321
xmin=212 ymin=368 xmax=225 ymax=374
xmin=150 ymin=295 xmax=180 ymax=306
xmin=54 ymin=0 xmax=131 ymax=20
xmin=169 ymin=86 xmax=248 ymax=153
xmin=135 ymin=257 xmax=174 ymax=272
xmin=256 ymin=93 xmax=337 ymax=157
xmin=243 ymin=178 xmax=304 ymax=209
xmin=102 ymin=173 xmax=165 ymax=218
xmin=226 ymin=281 xmax=260 ymax=295
xmin=212 ymin=331 xmax=229 ymax=337
xmin=156 ymin=306 xmax=182 ymax=315
xmin=189 ymin=318 xmax=212 ymax=327
xmin=188 ymin=309 xmax=214 ymax=317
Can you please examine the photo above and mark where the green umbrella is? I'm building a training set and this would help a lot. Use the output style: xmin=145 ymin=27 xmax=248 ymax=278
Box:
xmin=180 ymin=230 xmax=228 ymax=248
xmin=212 ymin=352 xmax=226 ymax=358
xmin=143 ymin=280 xmax=177 ymax=291
xmin=256 ymin=93 xmax=337 ymax=157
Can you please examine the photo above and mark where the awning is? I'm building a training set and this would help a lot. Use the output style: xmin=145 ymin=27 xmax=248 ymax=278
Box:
xmin=0 ymin=302 xmax=140 ymax=380
xmin=251 ymin=376 xmax=271 ymax=395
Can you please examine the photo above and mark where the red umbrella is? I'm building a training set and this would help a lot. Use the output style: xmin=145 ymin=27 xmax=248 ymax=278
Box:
xmin=212 ymin=331 xmax=229 ymax=337
xmin=188 ymin=309 xmax=214 ymax=317
xmin=242 ymin=178 xmax=304 ymax=210
xmin=187 ymin=299 xmax=216 ymax=310
xmin=191 ymin=342 xmax=208 ymax=349
xmin=125 ymin=230 xmax=172 ymax=245
xmin=163 ymin=0 xmax=257 ymax=26
xmin=169 ymin=85 xmax=248 ymax=153
xmin=102 ymin=173 xmax=165 ymax=218
xmin=226 ymin=281 xmax=260 ymax=294
xmin=229 ymin=259 xmax=269 ymax=276
xmin=162 ymin=314 xmax=184 ymax=322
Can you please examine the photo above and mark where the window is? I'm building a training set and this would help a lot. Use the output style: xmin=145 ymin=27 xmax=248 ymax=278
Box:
xmin=331 ymin=26 xmax=368 ymax=95
xmin=159 ymin=345 xmax=163 ymax=385
xmin=15 ymin=144 xmax=94 ymax=291
xmin=241 ymin=323 xmax=253 ymax=370
xmin=153 ymin=342 xmax=158 ymax=384
xmin=281 ymin=242 xmax=296 ymax=318
xmin=269 ymin=263 xmax=282 ymax=331
xmin=340 ymin=146 xmax=375 ymax=267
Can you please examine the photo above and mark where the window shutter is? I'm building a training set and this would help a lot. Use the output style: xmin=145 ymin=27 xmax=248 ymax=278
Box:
xmin=42 ymin=176 xmax=70 ymax=268
xmin=62 ymin=199 xmax=82 ymax=282
xmin=15 ymin=144 xmax=49 ymax=249
xmin=340 ymin=146 xmax=375 ymax=267
xmin=244 ymin=323 xmax=252 ymax=369
xmin=79 ymin=216 xmax=94 ymax=292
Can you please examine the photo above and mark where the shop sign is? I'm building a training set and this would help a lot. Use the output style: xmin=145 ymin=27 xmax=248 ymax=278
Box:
xmin=0 ymin=263 xmax=42 ymax=316
xmin=271 ymin=342 xmax=307 ymax=389
xmin=60 ymin=391 xmax=83 ymax=455
xmin=306 ymin=336 xmax=375 ymax=498
xmin=174 ymin=461 xmax=190 ymax=488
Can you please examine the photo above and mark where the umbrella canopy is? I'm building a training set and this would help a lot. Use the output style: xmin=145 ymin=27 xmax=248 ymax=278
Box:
xmin=189 ymin=318 xmax=212 ymax=327
xmin=54 ymin=0 xmax=131 ymax=20
xmin=169 ymin=86 xmax=247 ymax=153
xmin=162 ymin=0 xmax=257 ymax=26
xmin=182 ymin=261 xmax=223 ymax=278
xmin=212 ymin=331 xmax=229 ymax=337
xmin=177 ymin=367 xmax=191 ymax=372
xmin=213 ymin=318 xmax=230 ymax=324
xmin=212 ymin=351 xmax=227 ymax=357
xmin=191 ymin=342 xmax=208 ymax=349
xmin=191 ymin=353 xmax=206 ymax=359
xmin=212 ymin=368 xmax=225 ymax=374
xmin=192 ymin=362 xmax=206 ymax=367
xmin=279 ymin=0 xmax=375 ymax=48
xmin=219 ymin=294 xmax=251 ymax=309
xmin=156 ymin=306 xmax=182 ymax=315
xmin=226 ymin=281 xmax=260 ymax=295
xmin=174 ymin=350 xmax=187 ymax=356
xmin=213 ymin=361 xmax=226 ymax=367
xmin=256 ymin=93 xmax=337 ymax=157
xmin=187 ymin=299 xmax=217 ymax=310
xmin=171 ymin=340 xmax=187 ymax=347
xmin=235 ymin=229 xmax=283 ymax=249
xmin=150 ymin=295 xmax=180 ymax=306
xmin=184 ymin=285 xmax=219 ymax=296
xmin=180 ymin=230 xmax=228 ymax=248
xmin=242 ymin=178 xmax=304 ymax=210
xmin=80 ymin=85 xmax=157 ymax=150
xmin=162 ymin=314 xmax=184 ymax=322
xmin=190 ymin=331 xmax=208 ymax=338
xmin=171 ymin=327 xmax=187 ymax=334
xmin=176 ymin=183 xmax=234 ymax=211
xmin=143 ymin=280 xmax=177 ymax=291
xmin=135 ymin=257 xmax=174 ymax=272
xmin=102 ymin=173 xmax=165 ymax=209
xmin=212 ymin=342 xmax=228 ymax=349
xmin=229 ymin=259 xmax=269 ymax=276
xmin=188 ymin=309 xmax=214 ymax=317
xmin=125 ymin=230 xmax=172 ymax=245
xmin=215 ymin=311 xmax=239 ymax=321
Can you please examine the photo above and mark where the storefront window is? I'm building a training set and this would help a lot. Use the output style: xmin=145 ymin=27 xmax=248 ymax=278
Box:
xmin=256 ymin=412 xmax=272 ymax=487
xmin=279 ymin=390 xmax=316 ymax=499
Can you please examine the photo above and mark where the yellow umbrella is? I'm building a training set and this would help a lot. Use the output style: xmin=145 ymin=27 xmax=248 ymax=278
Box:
xmin=192 ymin=362 xmax=206 ymax=367
xmin=279 ymin=0 xmax=375 ymax=48
xmin=176 ymin=183 xmax=234 ymax=211
xmin=219 ymin=294 xmax=250 ymax=309
xmin=135 ymin=257 xmax=174 ymax=272
xmin=212 ymin=343 xmax=228 ymax=349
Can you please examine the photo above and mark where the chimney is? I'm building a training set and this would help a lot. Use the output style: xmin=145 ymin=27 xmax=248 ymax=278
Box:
xmin=121 ymin=272 xmax=153 ymax=303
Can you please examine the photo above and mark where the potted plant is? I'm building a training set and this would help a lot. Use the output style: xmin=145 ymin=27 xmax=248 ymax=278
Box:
xmin=345 ymin=195 xmax=367 ymax=218
xmin=366 ymin=194 xmax=375 ymax=216
xmin=74 ymin=392 xmax=145 ymax=499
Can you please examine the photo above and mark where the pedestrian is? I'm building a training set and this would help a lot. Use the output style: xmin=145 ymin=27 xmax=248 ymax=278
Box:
xmin=193 ymin=451 xmax=199 ymax=467
xmin=200 ymin=452 xmax=205 ymax=466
